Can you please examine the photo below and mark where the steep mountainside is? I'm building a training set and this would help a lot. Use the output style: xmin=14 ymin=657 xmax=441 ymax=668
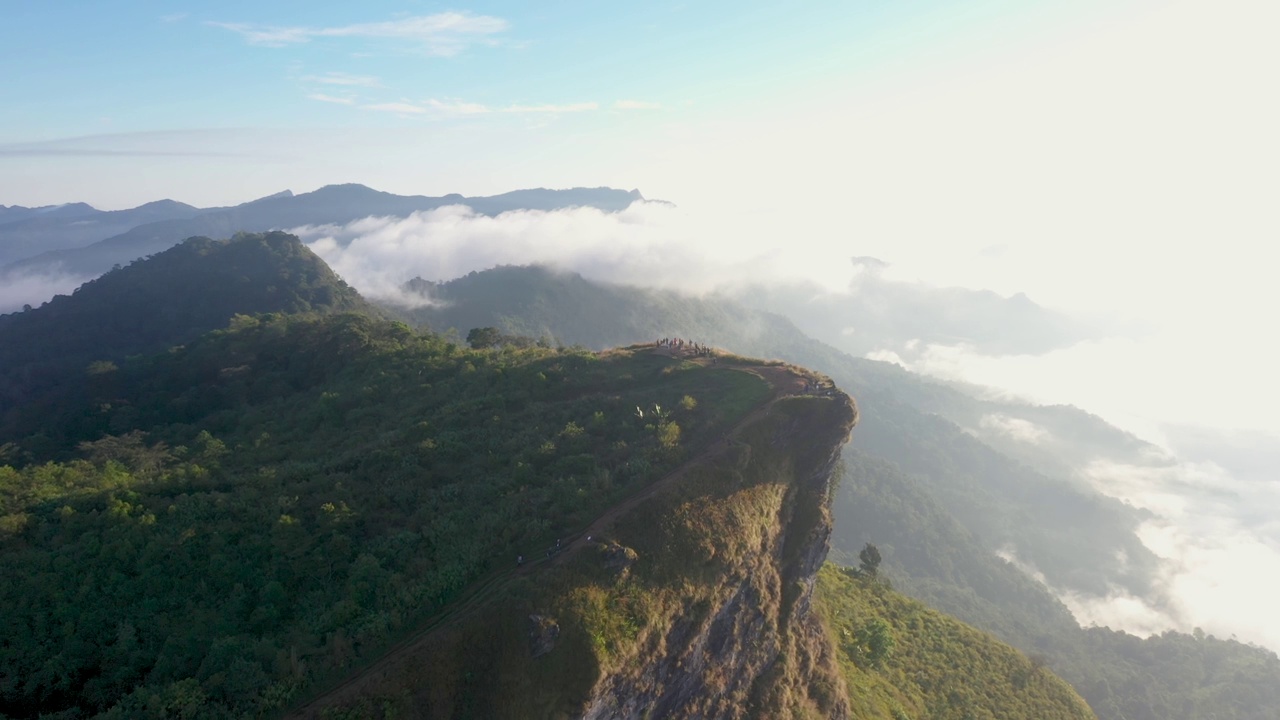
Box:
xmin=2 ymin=185 xmax=642 ymax=279
xmin=818 ymin=565 xmax=1093 ymax=720
xmin=294 ymin=373 xmax=860 ymax=719
xmin=399 ymin=265 xmax=1157 ymax=597
xmin=287 ymin=359 xmax=1090 ymax=720
xmin=391 ymin=263 xmax=1280 ymax=720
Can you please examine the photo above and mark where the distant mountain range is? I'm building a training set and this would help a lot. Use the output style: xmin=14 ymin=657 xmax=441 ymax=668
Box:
xmin=0 ymin=184 xmax=645 ymax=278
xmin=0 ymin=199 xmax=202 ymax=266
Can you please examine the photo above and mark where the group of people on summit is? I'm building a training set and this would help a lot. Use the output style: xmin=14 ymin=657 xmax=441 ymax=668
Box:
xmin=656 ymin=337 xmax=715 ymax=357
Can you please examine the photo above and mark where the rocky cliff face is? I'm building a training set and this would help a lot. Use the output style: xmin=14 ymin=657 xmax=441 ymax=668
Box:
xmin=579 ymin=395 xmax=856 ymax=719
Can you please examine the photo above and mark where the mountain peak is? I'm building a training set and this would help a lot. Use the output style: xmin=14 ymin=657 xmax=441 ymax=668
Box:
xmin=244 ymin=189 xmax=294 ymax=204
xmin=135 ymin=198 xmax=196 ymax=211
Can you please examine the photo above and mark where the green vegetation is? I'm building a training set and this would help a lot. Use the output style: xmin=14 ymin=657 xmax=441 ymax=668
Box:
xmin=816 ymin=564 xmax=1095 ymax=720
xmin=5 ymin=248 xmax=1275 ymax=719
xmin=0 ymin=310 xmax=770 ymax=718
xmin=0 ymin=231 xmax=372 ymax=447
xmin=394 ymin=264 xmax=1280 ymax=720
xmin=303 ymin=391 xmax=860 ymax=720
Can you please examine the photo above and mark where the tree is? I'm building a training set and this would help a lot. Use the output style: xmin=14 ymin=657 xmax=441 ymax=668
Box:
xmin=466 ymin=327 xmax=502 ymax=349
xmin=857 ymin=618 xmax=895 ymax=667
xmin=859 ymin=543 xmax=882 ymax=577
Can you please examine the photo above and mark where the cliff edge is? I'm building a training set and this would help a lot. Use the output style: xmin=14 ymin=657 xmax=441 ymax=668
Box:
xmin=293 ymin=365 xmax=858 ymax=719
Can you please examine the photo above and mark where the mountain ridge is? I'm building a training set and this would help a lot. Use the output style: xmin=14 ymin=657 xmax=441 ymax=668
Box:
xmin=388 ymin=261 xmax=1280 ymax=720
xmin=1 ymin=185 xmax=647 ymax=280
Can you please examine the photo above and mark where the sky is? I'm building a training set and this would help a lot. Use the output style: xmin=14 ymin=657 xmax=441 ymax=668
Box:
xmin=3 ymin=0 xmax=1279 ymax=647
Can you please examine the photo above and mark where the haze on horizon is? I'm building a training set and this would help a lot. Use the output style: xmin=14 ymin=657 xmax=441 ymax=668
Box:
xmin=3 ymin=0 xmax=1278 ymax=651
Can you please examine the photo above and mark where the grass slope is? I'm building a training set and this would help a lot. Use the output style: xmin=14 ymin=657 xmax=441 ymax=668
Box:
xmin=816 ymin=565 xmax=1095 ymax=720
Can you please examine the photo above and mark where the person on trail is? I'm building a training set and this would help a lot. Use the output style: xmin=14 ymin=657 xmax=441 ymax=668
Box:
xmin=518 ymin=555 xmax=524 ymax=566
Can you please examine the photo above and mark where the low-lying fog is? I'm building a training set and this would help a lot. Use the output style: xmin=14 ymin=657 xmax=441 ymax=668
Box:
xmin=293 ymin=198 xmax=1280 ymax=652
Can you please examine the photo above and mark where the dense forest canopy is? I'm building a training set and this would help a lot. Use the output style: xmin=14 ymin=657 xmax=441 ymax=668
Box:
xmin=0 ymin=309 xmax=770 ymax=718
xmin=0 ymin=231 xmax=370 ymax=446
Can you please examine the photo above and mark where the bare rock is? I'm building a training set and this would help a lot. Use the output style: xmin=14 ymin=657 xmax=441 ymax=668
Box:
xmin=528 ymin=614 xmax=560 ymax=659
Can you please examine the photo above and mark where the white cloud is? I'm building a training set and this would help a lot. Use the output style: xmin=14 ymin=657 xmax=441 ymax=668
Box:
xmin=994 ymin=450 xmax=1280 ymax=652
xmin=1067 ymin=457 xmax=1280 ymax=650
xmin=308 ymin=93 xmax=355 ymax=106
xmin=425 ymin=98 xmax=491 ymax=115
xmin=614 ymin=100 xmax=661 ymax=110
xmin=0 ymin=271 xmax=89 ymax=314
xmin=890 ymin=329 xmax=1280 ymax=447
xmin=288 ymin=201 xmax=868 ymax=309
xmin=303 ymin=72 xmax=382 ymax=88
xmin=979 ymin=413 xmax=1049 ymax=445
xmin=355 ymin=99 xmax=599 ymax=119
xmin=209 ymin=12 xmax=508 ymax=55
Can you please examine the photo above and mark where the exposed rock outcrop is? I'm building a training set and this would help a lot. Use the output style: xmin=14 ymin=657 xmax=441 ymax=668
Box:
xmin=528 ymin=614 xmax=560 ymax=659
xmin=577 ymin=394 xmax=857 ymax=720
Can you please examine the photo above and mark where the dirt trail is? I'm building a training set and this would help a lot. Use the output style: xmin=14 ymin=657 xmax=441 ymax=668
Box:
xmin=286 ymin=347 xmax=828 ymax=718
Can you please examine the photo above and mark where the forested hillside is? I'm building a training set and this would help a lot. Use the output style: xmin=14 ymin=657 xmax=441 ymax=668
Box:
xmin=399 ymin=263 xmax=1280 ymax=720
xmin=0 ymin=231 xmax=371 ymax=455
xmin=0 ymin=310 xmax=772 ymax=717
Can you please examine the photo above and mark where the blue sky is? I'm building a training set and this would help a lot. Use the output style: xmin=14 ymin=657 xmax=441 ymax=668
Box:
xmin=0 ymin=0 xmax=1100 ymax=206
xmin=4 ymin=1 xmax=906 ymax=139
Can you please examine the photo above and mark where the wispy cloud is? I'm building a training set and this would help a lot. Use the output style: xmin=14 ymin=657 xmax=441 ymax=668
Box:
xmin=303 ymin=72 xmax=383 ymax=88
xmin=209 ymin=12 xmax=509 ymax=56
xmin=359 ymin=98 xmax=597 ymax=118
xmin=502 ymin=102 xmax=598 ymax=114
xmin=0 ymin=270 xmax=90 ymax=314
xmin=308 ymin=93 xmax=356 ymax=106
xmin=614 ymin=100 xmax=661 ymax=110
xmin=0 ymin=142 xmax=243 ymax=159
xmin=0 ymin=130 xmax=285 ymax=162
xmin=160 ymin=12 xmax=189 ymax=24
xmin=363 ymin=102 xmax=430 ymax=115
